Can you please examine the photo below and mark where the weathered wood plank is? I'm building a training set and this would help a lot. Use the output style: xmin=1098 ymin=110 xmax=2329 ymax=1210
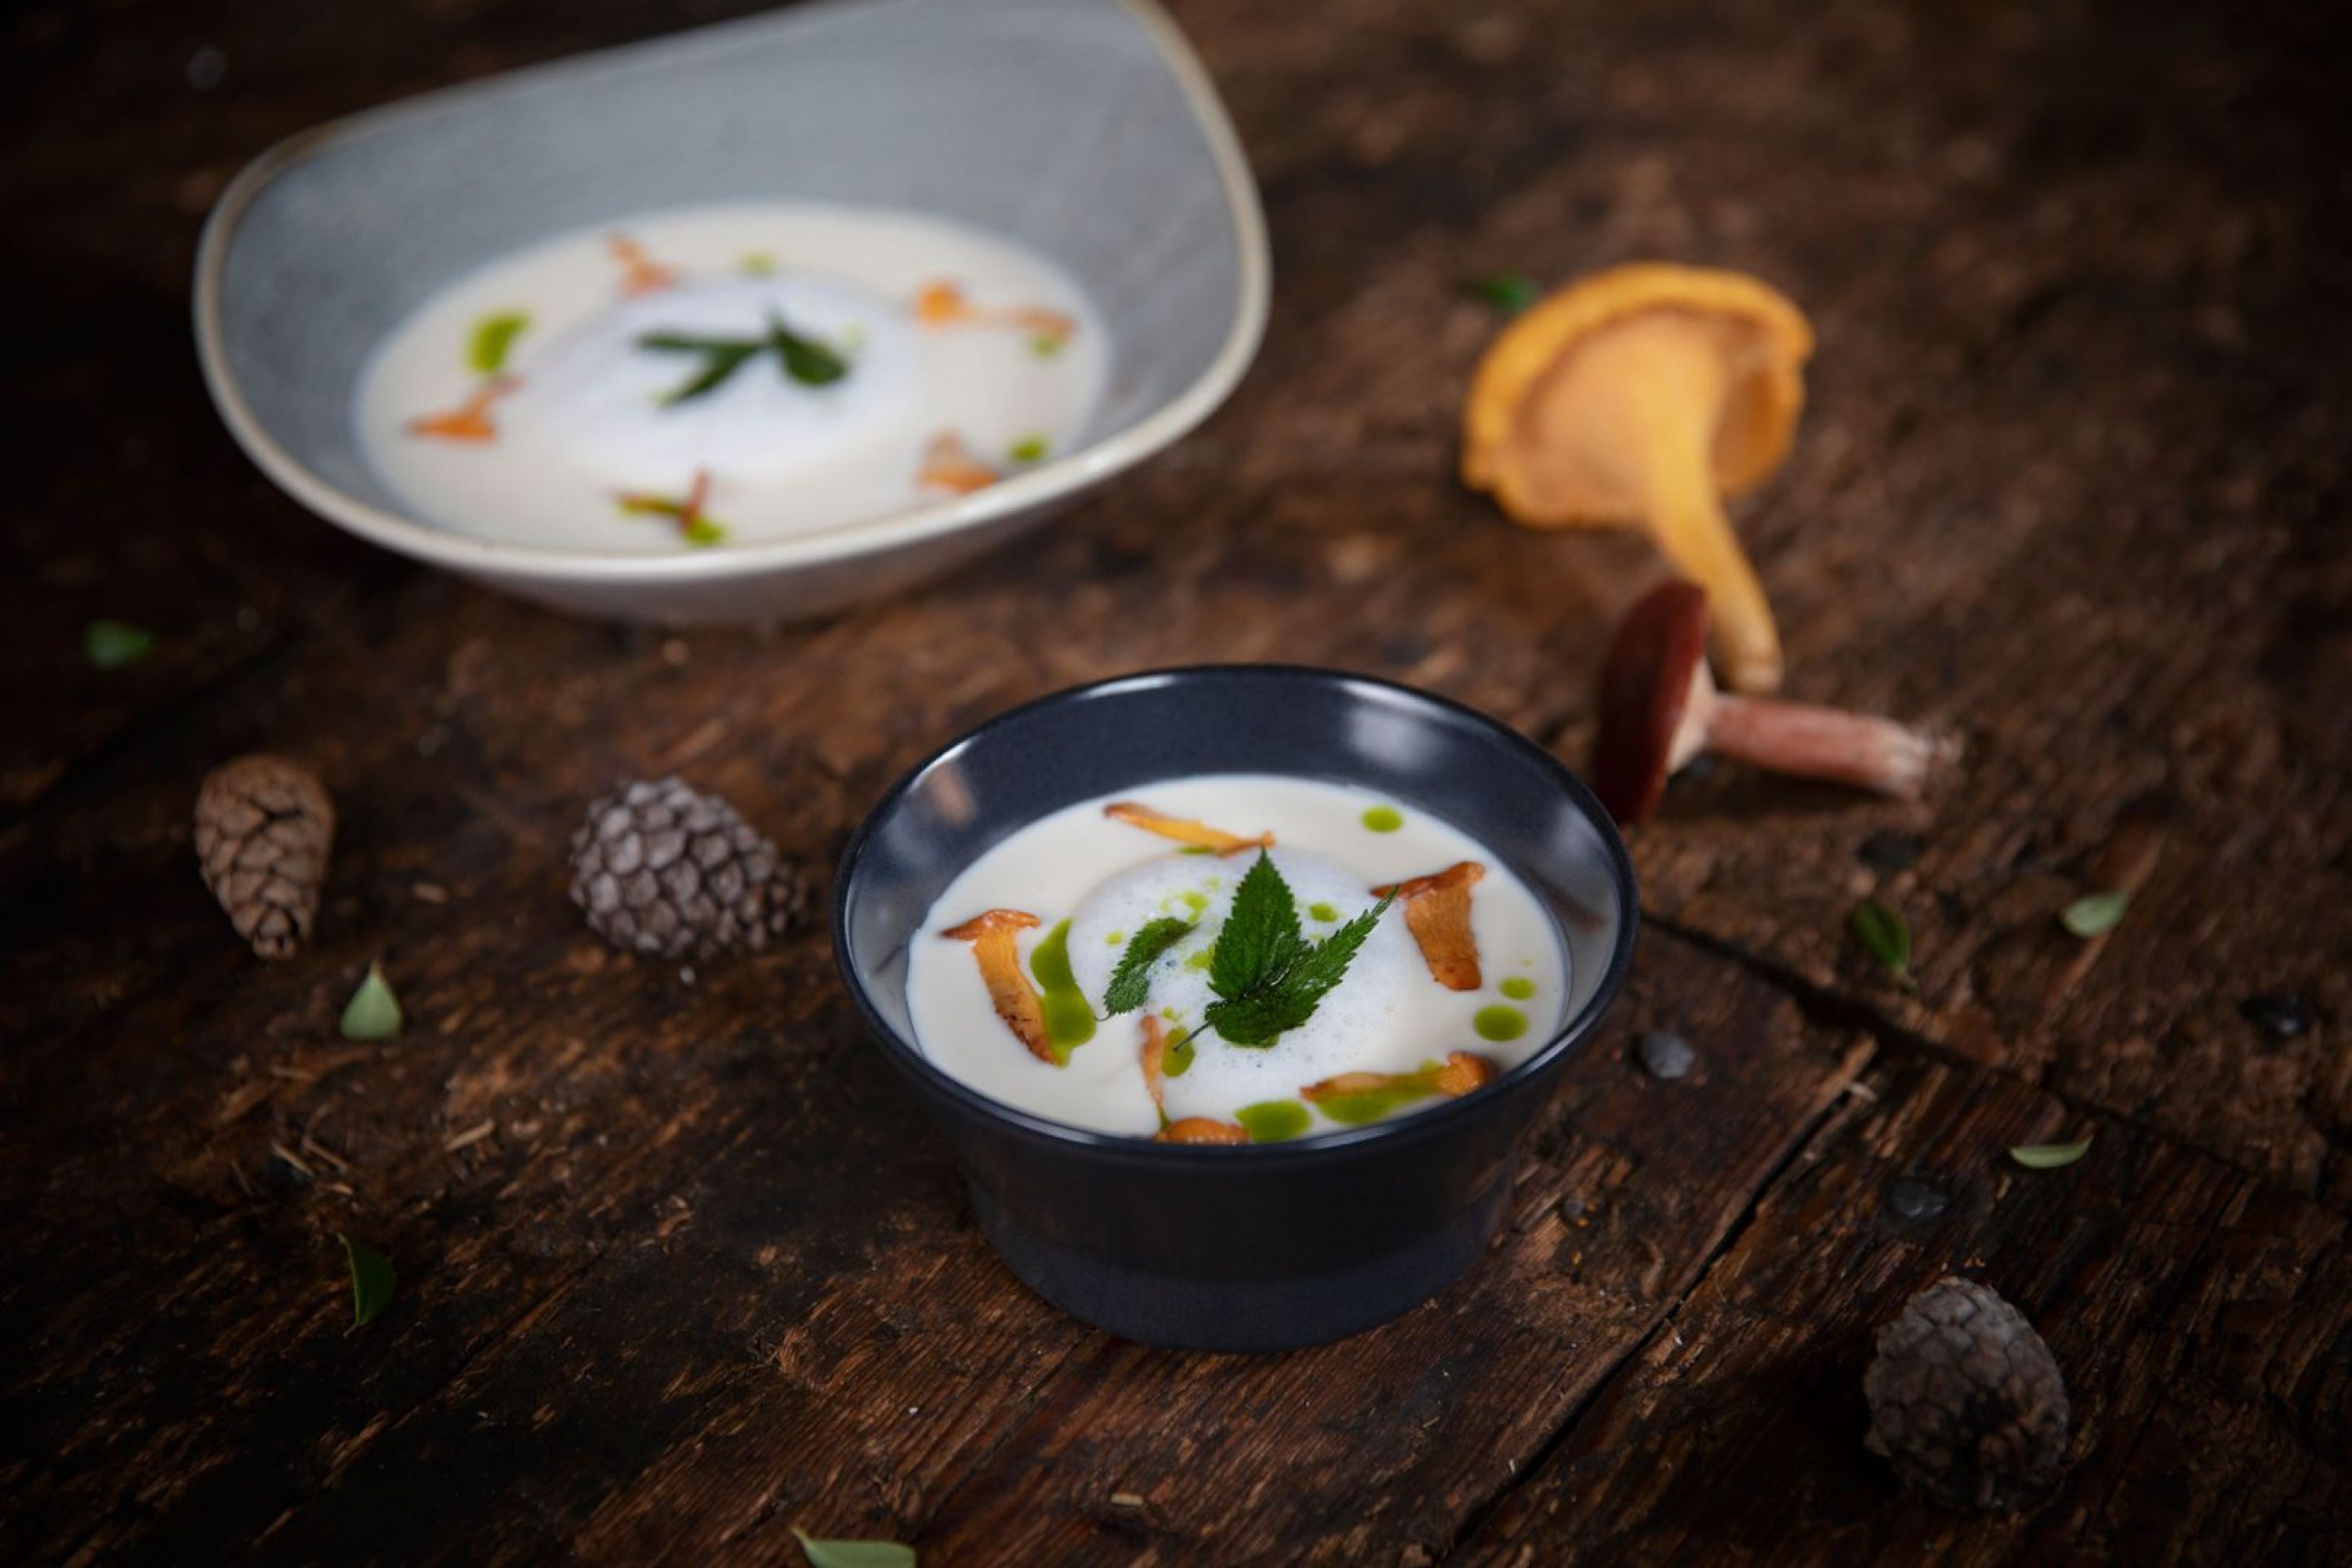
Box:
xmin=1459 ymin=1057 xmax=2352 ymax=1564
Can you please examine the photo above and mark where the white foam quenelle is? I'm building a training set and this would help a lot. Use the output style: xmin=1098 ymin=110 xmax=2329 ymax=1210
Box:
xmin=357 ymin=202 xmax=1111 ymax=554
xmin=906 ymin=775 xmax=1569 ymax=1142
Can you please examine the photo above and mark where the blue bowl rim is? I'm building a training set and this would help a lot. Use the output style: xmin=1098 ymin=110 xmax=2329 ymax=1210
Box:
xmin=831 ymin=664 xmax=1641 ymax=1164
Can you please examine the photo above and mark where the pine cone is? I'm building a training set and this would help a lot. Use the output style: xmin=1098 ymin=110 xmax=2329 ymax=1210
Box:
xmin=1864 ymin=1275 xmax=2070 ymax=1512
xmin=194 ymin=754 xmax=335 ymax=960
xmin=568 ymin=777 xmax=808 ymax=959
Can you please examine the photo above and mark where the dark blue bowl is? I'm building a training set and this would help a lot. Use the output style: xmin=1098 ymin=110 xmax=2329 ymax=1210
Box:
xmin=833 ymin=666 xmax=1637 ymax=1351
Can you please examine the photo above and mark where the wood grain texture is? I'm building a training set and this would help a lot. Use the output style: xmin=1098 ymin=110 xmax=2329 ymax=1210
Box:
xmin=2 ymin=0 xmax=2348 ymax=1560
xmin=1460 ymin=1058 xmax=2352 ymax=1564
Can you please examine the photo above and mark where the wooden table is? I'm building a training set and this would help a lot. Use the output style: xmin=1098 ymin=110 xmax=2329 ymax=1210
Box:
xmin=6 ymin=0 xmax=2347 ymax=1560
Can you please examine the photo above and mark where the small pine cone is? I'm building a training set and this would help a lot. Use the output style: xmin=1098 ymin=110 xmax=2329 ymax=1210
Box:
xmin=568 ymin=777 xmax=808 ymax=959
xmin=194 ymin=754 xmax=335 ymax=960
xmin=1864 ymin=1275 xmax=2070 ymax=1512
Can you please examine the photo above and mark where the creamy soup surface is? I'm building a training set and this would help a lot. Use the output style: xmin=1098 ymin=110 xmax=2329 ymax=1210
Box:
xmin=356 ymin=201 xmax=1109 ymax=553
xmin=906 ymin=775 xmax=1569 ymax=1142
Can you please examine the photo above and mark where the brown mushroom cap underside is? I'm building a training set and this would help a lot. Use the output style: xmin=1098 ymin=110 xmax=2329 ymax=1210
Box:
xmin=1592 ymin=581 xmax=1713 ymax=824
xmin=1461 ymin=263 xmax=1813 ymax=524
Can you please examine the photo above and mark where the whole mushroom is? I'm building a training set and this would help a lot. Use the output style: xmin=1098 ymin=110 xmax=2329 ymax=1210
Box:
xmin=1592 ymin=581 xmax=1951 ymax=825
xmin=1463 ymin=263 xmax=1812 ymax=693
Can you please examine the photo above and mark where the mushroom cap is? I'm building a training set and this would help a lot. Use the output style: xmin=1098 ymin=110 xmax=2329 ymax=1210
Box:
xmin=1592 ymin=581 xmax=1714 ymax=825
xmin=1461 ymin=263 xmax=1814 ymax=525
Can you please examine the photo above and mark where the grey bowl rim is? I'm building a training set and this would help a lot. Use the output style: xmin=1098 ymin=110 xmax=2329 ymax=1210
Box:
xmin=831 ymin=664 xmax=1642 ymax=1167
xmin=190 ymin=0 xmax=1272 ymax=583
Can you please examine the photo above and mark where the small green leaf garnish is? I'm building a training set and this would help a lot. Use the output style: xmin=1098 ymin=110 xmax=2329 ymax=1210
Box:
xmin=1104 ymin=918 xmax=1196 ymax=1014
xmin=1007 ymin=434 xmax=1048 ymax=464
xmin=791 ymin=1528 xmax=916 ymax=1568
xmin=339 ymin=961 xmax=403 ymax=1041
xmin=767 ymin=311 xmax=849 ymax=386
xmin=1465 ymin=270 xmax=1541 ymax=316
xmin=639 ymin=311 xmax=849 ymax=405
xmin=1235 ymin=1100 xmax=1312 ymax=1142
xmin=648 ymin=339 xmax=763 ymax=405
xmin=2059 ymin=891 xmax=2129 ymax=938
xmin=1850 ymin=899 xmax=1913 ymax=985
xmin=2009 ymin=1138 xmax=2092 ymax=1170
xmin=1202 ymin=854 xmax=1392 ymax=1047
xmin=467 ymin=311 xmax=530 ymax=375
xmin=85 ymin=619 xmax=155 ymax=670
xmin=338 ymin=1233 xmax=396 ymax=1326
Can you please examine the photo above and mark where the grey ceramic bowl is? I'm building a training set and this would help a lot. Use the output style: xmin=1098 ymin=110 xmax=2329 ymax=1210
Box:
xmin=834 ymin=668 xmax=1639 ymax=1351
xmin=194 ymin=0 xmax=1268 ymax=623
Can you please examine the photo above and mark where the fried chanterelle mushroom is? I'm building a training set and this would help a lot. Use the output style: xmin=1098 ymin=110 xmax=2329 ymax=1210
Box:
xmin=1462 ymin=263 xmax=1813 ymax=694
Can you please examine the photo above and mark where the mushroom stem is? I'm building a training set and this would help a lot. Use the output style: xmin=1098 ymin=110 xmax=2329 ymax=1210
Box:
xmin=1705 ymin=692 xmax=1947 ymax=800
xmin=1642 ymin=415 xmax=1784 ymax=694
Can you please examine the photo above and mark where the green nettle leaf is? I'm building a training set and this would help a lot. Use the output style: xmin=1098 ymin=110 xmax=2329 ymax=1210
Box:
xmin=792 ymin=1527 xmax=916 ymax=1568
xmin=338 ymin=1233 xmax=396 ymax=1326
xmin=1849 ymin=899 xmax=1913 ymax=984
xmin=1104 ymin=918 xmax=1196 ymax=1014
xmin=640 ymin=312 xmax=848 ymax=404
xmin=654 ymin=340 xmax=763 ymax=405
xmin=2009 ymin=1138 xmax=2092 ymax=1170
xmin=1202 ymin=854 xmax=1393 ymax=1047
xmin=2059 ymin=890 xmax=2129 ymax=938
xmin=339 ymin=962 xmax=403 ymax=1041
xmin=85 ymin=619 xmax=155 ymax=670
xmin=467 ymin=310 xmax=530 ymax=376
xmin=1465 ymin=270 xmax=1541 ymax=315
xmin=768 ymin=313 xmax=850 ymax=387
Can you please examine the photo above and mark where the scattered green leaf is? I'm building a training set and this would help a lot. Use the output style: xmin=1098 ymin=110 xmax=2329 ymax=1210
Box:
xmin=466 ymin=310 xmax=531 ymax=376
xmin=338 ymin=1233 xmax=396 ymax=1326
xmin=1849 ymin=899 xmax=1913 ymax=985
xmin=339 ymin=961 xmax=403 ymax=1041
xmin=1104 ymin=918 xmax=1196 ymax=1014
xmin=1007 ymin=434 xmax=1049 ymax=465
xmin=1464 ymin=270 xmax=1541 ymax=316
xmin=1235 ymin=1100 xmax=1312 ymax=1142
xmin=85 ymin=619 xmax=155 ymax=670
xmin=792 ymin=1528 xmax=916 ymax=1568
xmin=1203 ymin=854 xmax=1393 ymax=1047
xmin=2059 ymin=890 xmax=2129 ymax=938
xmin=2009 ymin=1138 xmax=2092 ymax=1170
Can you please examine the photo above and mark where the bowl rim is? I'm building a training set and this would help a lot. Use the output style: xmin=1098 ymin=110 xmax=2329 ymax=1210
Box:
xmin=832 ymin=664 xmax=1642 ymax=1164
xmin=190 ymin=0 xmax=1271 ymax=584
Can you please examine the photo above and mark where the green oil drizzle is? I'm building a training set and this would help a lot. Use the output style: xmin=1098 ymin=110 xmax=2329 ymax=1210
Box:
xmin=1184 ymin=947 xmax=1215 ymax=971
xmin=1236 ymin=1101 xmax=1311 ymax=1142
xmin=1473 ymin=1005 xmax=1528 ymax=1043
xmin=1163 ymin=1033 xmax=1197 ymax=1078
xmin=1105 ymin=930 xmax=1127 ymax=946
xmin=1308 ymin=902 xmax=1339 ymax=922
xmin=1361 ymin=805 xmax=1404 ymax=833
xmin=1180 ymin=891 xmax=1210 ymax=915
xmin=1029 ymin=920 xmax=1095 ymax=1062
xmin=1316 ymin=1083 xmax=1439 ymax=1125
xmin=1500 ymin=976 xmax=1536 ymax=1000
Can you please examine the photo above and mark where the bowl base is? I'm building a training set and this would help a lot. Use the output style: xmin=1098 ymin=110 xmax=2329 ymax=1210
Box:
xmin=968 ymin=1174 xmax=1512 ymax=1352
